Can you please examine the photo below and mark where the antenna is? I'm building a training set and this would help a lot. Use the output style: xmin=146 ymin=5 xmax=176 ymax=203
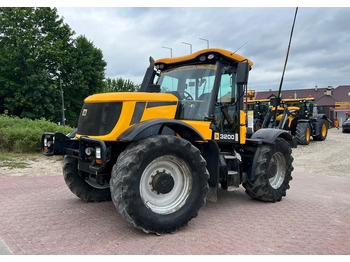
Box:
xmin=272 ymin=7 xmax=298 ymax=127
xmin=277 ymin=7 xmax=298 ymax=99
xmin=231 ymin=42 xmax=247 ymax=55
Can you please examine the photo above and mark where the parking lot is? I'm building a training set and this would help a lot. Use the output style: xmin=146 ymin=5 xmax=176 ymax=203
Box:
xmin=0 ymin=128 xmax=349 ymax=255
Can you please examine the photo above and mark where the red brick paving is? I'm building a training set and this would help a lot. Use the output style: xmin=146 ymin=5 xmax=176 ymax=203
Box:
xmin=0 ymin=170 xmax=349 ymax=255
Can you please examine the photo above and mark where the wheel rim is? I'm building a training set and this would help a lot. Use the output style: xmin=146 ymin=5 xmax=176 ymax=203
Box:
xmin=140 ymin=155 xmax=192 ymax=215
xmin=268 ymin=152 xmax=286 ymax=189
xmin=322 ymin=124 xmax=327 ymax=136
xmin=306 ymin=127 xmax=310 ymax=141
xmin=84 ymin=174 xmax=110 ymax=189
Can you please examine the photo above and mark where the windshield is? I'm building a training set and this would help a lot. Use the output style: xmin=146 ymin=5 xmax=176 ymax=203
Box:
xmin=157 ymin=64 xmax=217 ymax=121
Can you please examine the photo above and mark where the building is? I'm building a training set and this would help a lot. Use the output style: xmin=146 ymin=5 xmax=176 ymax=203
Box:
xmin=253 ymin=85 xmax=350 ymax=126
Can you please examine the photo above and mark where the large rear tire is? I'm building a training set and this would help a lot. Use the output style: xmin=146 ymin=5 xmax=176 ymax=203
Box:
xmin=63 ymin=156 xmax=111 ymax=202
xmin=110 ymin=135 xmax=209 ymax=235
xmin=296 ymin=122 xmax=311 ymax=145
xmin=243 ymin=138 xmax=293 ymax=202
xmin=313 ymin=119 xmax=328 ymax=141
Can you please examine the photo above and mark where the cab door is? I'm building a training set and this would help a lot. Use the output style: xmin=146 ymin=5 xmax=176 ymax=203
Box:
xmin=214 ymin=67 xmax=243 ymax=143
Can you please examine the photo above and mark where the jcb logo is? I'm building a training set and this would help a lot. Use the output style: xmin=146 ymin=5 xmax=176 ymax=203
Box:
xmin=214 ymin=133 xmax=220 ymax=140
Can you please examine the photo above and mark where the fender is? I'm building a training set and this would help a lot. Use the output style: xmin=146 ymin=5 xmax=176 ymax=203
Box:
xmin=314 ymin=113 xmax=327 ymax=120
xmin=297 ymin=119 xmax=310 ymax=123
xmin=118 ymin=118 xmax=206 ymax=142
xmin=251 ymin=128 xmax=294 ymax=147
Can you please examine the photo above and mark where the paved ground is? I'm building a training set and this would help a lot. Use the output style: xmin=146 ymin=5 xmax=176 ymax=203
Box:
xmin=0 ymin=170 xmax=349 ymax=255
xmin=0 ymin=128 xmax=349 ymax=255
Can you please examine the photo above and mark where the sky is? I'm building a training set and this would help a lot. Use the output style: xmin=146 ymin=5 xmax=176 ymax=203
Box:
xmin=6 ymin=1 xmax=350 ymax=92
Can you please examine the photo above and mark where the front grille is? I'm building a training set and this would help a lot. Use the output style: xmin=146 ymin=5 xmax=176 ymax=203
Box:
xmin=77 ymin=102 xmax=123 ymax=136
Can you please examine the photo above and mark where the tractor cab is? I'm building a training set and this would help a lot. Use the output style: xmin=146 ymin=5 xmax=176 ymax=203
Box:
xmin=283 ymin=98 xmax=314 ymax=120
xmin=143 ymin=48 xmax=253 ymax=145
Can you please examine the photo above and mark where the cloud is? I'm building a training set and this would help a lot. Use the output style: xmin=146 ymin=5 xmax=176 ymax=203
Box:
xmin=57 ymin=7 xmax=350 ymax=91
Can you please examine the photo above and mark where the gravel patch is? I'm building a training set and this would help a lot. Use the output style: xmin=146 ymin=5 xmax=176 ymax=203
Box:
xmin=291 ymin=128 xmax=350 ymax=177
xmin=0 ymin=128 xmax=348 ymax=178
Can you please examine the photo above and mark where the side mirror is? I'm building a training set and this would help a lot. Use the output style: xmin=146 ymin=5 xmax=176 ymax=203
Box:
xmin=146 ymin=84 xmax=160 ymax=93
xmin=236 ymin=61 xmax=249 ymax=85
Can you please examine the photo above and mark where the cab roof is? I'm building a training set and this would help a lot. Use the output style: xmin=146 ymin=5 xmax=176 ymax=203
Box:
xmin=155 ymin=48 xmax=253 ymax=69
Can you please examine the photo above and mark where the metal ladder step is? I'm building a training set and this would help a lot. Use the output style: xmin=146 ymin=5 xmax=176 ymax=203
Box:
xmin=222 ymin=153 xmax=237 ymax=160
xmin=226 ymin=170 xmax=240 ymax=191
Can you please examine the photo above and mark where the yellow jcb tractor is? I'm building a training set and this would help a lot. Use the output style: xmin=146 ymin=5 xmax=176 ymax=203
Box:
xmin=42 ymin=48 xmax=294 ymax=234
xmin=262 ymin=97 xmax=328 ymax=145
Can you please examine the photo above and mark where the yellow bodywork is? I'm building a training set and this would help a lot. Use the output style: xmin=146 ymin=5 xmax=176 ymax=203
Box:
xmin=283 ymin=97 xmax=314 ymax=103
xmin=240 ymin=110 xmax=247 ymax=144
xmin=182 ymin=120 xmax=212 ymax=140
xmin=76 ymin=92 xmax=213 ymax=141
xmin=276 ymin=114 xmax=283 ymax=121
xmin=287 ymin=106 xmax=300 ymax=111
xmin=77 ymin=92 xmax=178 ymax=141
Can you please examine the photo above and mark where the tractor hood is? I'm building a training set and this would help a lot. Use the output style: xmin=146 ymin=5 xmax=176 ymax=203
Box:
xmin=84 ymin=92 xmax=178 ymax=103
xmin=76 ymin=92 xmax=179 ymax=140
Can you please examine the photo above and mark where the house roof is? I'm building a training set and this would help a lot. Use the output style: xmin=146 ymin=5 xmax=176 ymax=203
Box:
xmin=332 ymin=85 xmax=350 ymax=101
xmin=315 ymin=95 xmax=337 ymax=106
xmin=255 ymin=87 xmax=328 ymax=100
xmin=254 ymin=85 xmax=350 ymax=107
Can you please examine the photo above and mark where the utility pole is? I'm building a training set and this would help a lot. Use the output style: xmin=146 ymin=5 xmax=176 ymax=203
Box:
xmin=182 ymin=42 xmax=192 ymax=54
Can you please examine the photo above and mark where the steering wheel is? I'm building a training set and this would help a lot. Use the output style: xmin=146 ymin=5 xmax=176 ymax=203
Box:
xmin=183 ymin=91 xmax=194 ymax=100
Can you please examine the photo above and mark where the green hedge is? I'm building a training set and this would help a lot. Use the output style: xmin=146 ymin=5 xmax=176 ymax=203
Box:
xmin=0 ymin=115 xmax=73 ymax=153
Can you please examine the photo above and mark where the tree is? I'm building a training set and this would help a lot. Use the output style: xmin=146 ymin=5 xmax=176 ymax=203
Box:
xmin=103 ymin=77 xmax=140 ymax=93
xmin=0 ymin=8 xmax=107 ymax=126
xmin=0 ymin=7 xmax=74 ymax=121
xmin=64 ymin=36 xmax=107 ymax=125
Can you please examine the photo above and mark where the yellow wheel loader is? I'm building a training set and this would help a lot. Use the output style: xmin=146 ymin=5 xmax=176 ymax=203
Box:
xmin=42 ymin=48 xmax=294 ymax=234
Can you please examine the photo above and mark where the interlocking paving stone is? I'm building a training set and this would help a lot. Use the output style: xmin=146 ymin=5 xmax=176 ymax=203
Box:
xmin=0 ymin=171 xmax=349 ymax=255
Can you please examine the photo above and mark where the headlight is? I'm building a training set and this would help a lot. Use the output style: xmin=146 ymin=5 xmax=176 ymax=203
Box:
xmin=208 ymin=54 xmax=215 ymax=59
xmin=95 ymin=147 xmax=102 ymax=164
xmin=85 ymin=147 xmax=95 ymax=156
xmin=95 ymin=147 xmax=101 ymax=159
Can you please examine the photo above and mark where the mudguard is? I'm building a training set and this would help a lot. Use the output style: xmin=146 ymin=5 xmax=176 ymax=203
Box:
xmin=314 ymin=113 xmax=327 ymax=120
xmin=251 ymin=128 xmax=294 ymax=147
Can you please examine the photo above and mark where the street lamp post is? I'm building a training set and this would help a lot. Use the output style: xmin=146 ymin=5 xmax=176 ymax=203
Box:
xmin=162 ymin=46 xmax=173 ymax=57
xmin=182 ymin=42 xmax=192 ymax=54
xmin=59 ymin=78 xmax=65 ymax=126
xmin=199 ymin=38 xmax=209 ymax=49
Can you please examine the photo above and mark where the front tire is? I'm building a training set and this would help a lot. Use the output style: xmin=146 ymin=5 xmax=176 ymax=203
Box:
xmin=296 ymin=122 xmax=311 ymax=145
xmin=63 ymin=156 xmax=111 ymax=202
xmin=243 ymin=138 xmax=293 ymax=202
xmin=110 ymin=135 xmax=209 ymax=234
xmin=313 ymin=119 xmax=328 ymax=141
